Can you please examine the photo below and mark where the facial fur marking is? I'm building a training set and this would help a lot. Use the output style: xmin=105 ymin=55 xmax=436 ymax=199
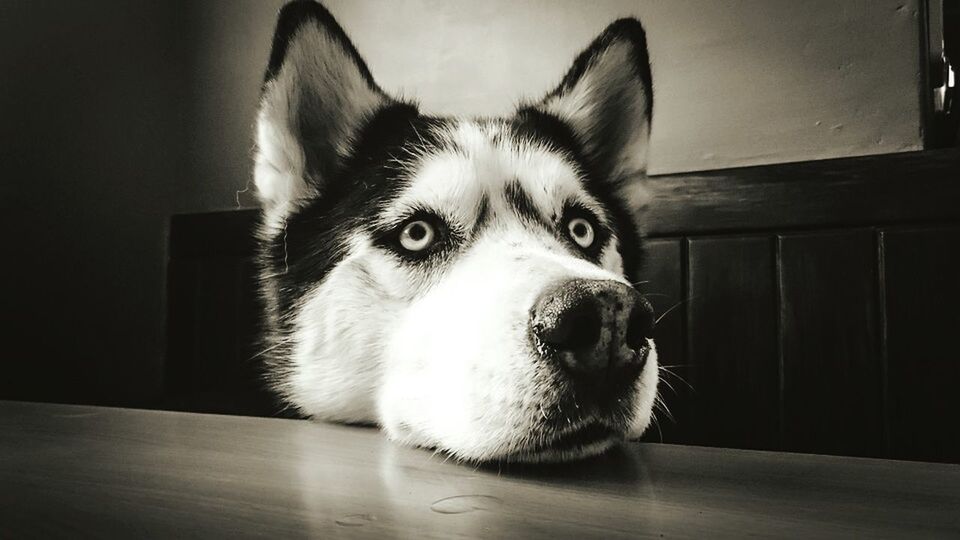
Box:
xmin=471 ymin=195 xmax=491 ymax=235
xmin=370 ymin=209 xmax=462 ymax=265
xmin=503 ymin=180 xmax=552 ymax=230
xmin=511 ymin=107 xmax=587 ymax=165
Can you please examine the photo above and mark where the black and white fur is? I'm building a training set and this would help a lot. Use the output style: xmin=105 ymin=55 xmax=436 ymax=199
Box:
xmin=254 ymin=0 xmax=658 ymax=463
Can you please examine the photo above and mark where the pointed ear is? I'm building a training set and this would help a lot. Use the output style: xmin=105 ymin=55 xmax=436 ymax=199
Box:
xmin=254 ymin=1 xmax=389 ymax=213
xmin=534 ymin=19 xmax=653 ymax=183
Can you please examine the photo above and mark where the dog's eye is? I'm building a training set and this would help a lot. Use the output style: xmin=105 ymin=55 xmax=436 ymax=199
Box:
xmin=567 ymin=217 xmax=595 ymax=249
xmin=399 ymin=220 xmax=436 ymax=252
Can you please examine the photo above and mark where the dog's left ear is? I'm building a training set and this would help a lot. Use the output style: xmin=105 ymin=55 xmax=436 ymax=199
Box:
xmin=254 ymin=1 xmax=390 ymax=216
xmin=533 ymin=19 xmax=653 ymax=183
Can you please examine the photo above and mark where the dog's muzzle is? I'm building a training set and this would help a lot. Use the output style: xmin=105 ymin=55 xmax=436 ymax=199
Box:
xmin=530 ymin=279 xmax=654 ymax=397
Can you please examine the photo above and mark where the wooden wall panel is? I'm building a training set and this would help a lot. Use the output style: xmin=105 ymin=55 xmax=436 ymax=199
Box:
xmin=637 ymin=238 xmax=688 ymax=444
xmin=165 ymin=254 xmax=285 ymax=417
xmin=637 ymin=149 xmax=960 ymax=237
xmin=237 ymin=259 xmax=262 ymax=375
xmin=778 ymin=230 xmax=884 ymax=457
xmin=883 ymin=227 xmax=960 ymax=463
xmin=165 ymin=258 xmax=199 ymax=397
xmin=168 ymin=256 xmax=242 ymax=413
xmin=193 ymin=257 xmax=244 ymax=392
xmin=687 ymin=236 xmax=779 ymax=450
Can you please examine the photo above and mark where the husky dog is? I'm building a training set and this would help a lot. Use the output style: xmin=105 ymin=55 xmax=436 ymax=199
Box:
xmin=253 ymin=0 xmax=659 ymax=463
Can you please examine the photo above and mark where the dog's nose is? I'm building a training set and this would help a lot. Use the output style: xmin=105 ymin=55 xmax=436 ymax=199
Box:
xmin=531 ymin=279 xmax=654 ymax=386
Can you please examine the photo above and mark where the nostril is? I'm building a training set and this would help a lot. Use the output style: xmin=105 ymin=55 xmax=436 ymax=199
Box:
xmin=625 ymin=301 xmax=655 ymax=350
xmin=541 ymin=300 xmax=602 ymax=351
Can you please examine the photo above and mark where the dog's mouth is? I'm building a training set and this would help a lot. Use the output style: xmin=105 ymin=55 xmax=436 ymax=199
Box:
xmin=507 ymin=421 xmax=623 ymax=463
xmin=540 ymin=422 xmax=619 ymax=450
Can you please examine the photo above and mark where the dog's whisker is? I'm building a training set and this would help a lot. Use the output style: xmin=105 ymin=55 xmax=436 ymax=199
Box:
xmin=654 ymin=395 xmax=675 ymax=423
xmin=281 ymin=219 xmax=290 ymax=275
xmin=409 ymin=122 xmax=430 ymax=150
xmin=659 ymin=366 xmax=695 ymax=392
xmin=271 ymin=399 xmax=300 ymax=418
xmin=657 ymin=375 xmax=678 ymax=395
xmin=650 ymin=411 xmax=664 ymax=443
xmin=661 ymin=375 xmax=695 ymax=395
xmin=655 ymin=298 xmax=691 ymax=325
xmin=248 ymin=339 xmax=293 ymax=361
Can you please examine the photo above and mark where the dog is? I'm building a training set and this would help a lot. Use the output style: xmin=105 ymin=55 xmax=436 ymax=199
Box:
xmin=252 ymin=0 xmax=659 ymax=463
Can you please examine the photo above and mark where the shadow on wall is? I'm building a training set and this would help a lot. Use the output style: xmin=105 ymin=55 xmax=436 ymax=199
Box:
xmin=0 ymin=1 xmax=282 ymax=406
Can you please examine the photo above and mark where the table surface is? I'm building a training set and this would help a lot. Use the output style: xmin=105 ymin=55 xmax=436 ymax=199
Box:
xmin=1 ymin=401 xmax=958 ymax=539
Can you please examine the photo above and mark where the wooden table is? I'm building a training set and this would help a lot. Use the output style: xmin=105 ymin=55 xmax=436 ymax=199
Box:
xmin=1 ymin=401 xmax=957 ymax=538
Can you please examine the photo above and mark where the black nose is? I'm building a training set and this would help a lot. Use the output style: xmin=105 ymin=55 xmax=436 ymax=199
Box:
xmin=531 ymin=279 xmax=654 ymax=388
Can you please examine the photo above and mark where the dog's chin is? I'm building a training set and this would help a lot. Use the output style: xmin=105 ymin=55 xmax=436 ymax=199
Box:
xmin=423 ymin=421 xmax=628 ymax=465
xmin=389 ymin=418 xmax=630 ymax=464
xmin=388 ymin=351 xmax=658 ymax=464
xmin=502 ymin=423 xmax=626 ymax=464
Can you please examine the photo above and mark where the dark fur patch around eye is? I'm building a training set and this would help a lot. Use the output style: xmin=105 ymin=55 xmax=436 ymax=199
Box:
xmin=587 ymin=190 xmax=641 ymax=280
xmin=370 ymin=209 xmax=460 ymax=263
xmin=262 ymin=103 xmax=642 ymax=323
xmin=508 ymin=109 xmax=642 ymax=280
xmin=506 ymin=111 xmax=625 ymax=267
xmin=260 ymin=104 xmax=458 ymax=315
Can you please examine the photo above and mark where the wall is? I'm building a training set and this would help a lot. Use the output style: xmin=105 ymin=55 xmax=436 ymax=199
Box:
xmin=0 ymin=1 xmax=279 ymax=406
xmin=1 ymin=1 xmax=191 ymax=405
xmin=192 ymin=0 xmax=928 ymax=209
xmin=321 ymin=0 xmax=924 ymax=173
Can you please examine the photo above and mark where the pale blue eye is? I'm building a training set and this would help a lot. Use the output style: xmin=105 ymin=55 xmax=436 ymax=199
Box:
xmin=567 ymin=217 xmax=594 ymax=248
xmin=400 ymin=220 xmax=435 ymax=251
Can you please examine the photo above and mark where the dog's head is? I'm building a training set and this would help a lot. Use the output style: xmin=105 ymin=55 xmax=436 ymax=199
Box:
xmin=253 ymin=1 xmax=658 ymax=463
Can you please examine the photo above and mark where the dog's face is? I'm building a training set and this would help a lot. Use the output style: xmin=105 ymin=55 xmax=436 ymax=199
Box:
xmin=254 ymin=1 xmax=658 ymax=463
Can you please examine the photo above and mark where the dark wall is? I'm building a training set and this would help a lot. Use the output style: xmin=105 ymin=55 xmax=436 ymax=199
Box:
xmin=1 ymin=1 xmax=190 ymax=404
xmin=0 ymin=2 xmax=280 ymax=406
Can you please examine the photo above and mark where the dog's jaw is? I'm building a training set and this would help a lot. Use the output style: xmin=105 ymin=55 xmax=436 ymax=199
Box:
xmin=379 ymin=342 xmax=659 ymax=464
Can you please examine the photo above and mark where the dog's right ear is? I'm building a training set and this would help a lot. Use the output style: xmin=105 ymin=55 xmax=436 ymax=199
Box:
xmin=254 ymin=1 xmax=388 ymax=215
xmin=531 ymin=18 xmax=653 ymax=185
